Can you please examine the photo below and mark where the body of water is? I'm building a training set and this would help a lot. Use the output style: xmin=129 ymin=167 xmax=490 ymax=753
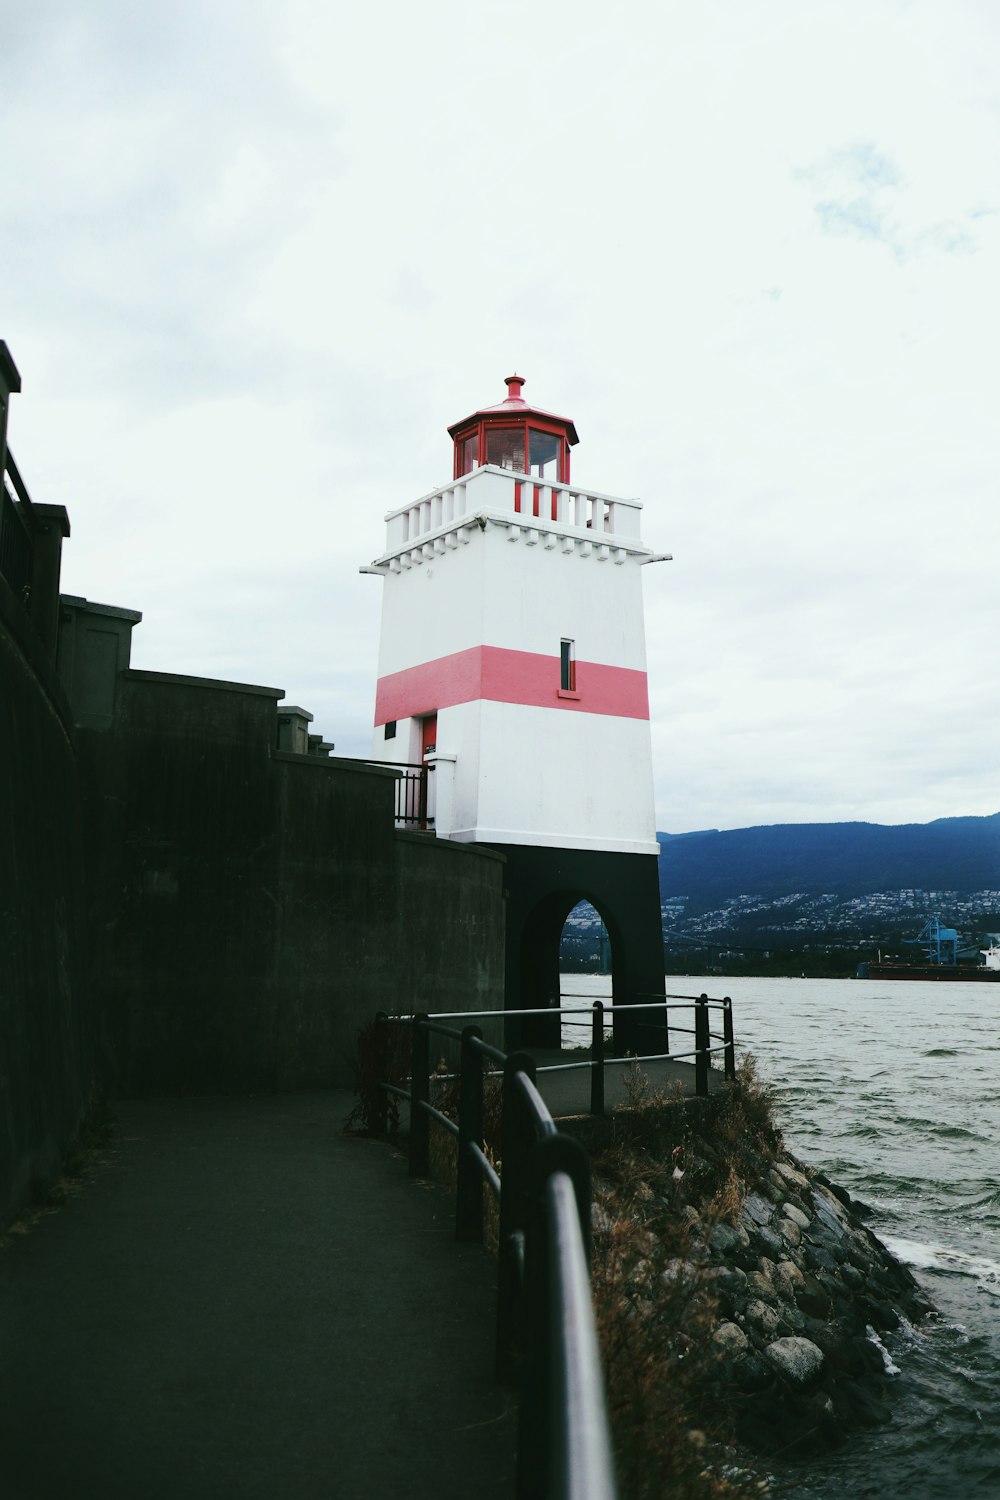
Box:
xmin=560 ymin=973 xmax=1000 ymax=1498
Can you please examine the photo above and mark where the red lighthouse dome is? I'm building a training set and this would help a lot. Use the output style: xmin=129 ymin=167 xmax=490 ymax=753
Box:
xmin=448 ymin=374 xmax=579 ymax=483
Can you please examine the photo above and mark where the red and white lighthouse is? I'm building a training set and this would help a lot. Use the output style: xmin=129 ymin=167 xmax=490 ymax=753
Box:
xmin=366 ymin=375 xmax=667 ymax=1043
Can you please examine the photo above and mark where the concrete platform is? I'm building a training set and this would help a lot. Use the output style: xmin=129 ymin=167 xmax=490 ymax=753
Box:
xmin=522 ymin=1051 xmax=728 ymax=1118
xmin=0 ymin=1093 xmax=516 ymax=1500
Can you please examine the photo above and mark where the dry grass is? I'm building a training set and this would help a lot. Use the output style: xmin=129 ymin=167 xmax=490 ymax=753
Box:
xmin=344 ymin=1018 xmax=412 ymax=1136
xmin=1 ymin=1092 xmax=116 ymax=1248
xmin=588 ymin=1059 xmax=782 ymax=1498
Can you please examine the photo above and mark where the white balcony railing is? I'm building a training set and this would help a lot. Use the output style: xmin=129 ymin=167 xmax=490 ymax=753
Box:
xmin=380 ymin=466 xmax=645 ymax=559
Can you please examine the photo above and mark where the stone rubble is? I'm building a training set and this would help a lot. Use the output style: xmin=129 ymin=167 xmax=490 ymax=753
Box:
xmin=700 ymin=1150 xmax=933 ymax=1453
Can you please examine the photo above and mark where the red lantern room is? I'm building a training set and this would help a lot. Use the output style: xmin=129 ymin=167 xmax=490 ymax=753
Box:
xmin=447 ymin=374 xmax=579 ymax=484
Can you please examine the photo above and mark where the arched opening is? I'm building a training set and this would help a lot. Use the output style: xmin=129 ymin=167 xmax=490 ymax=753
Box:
xmin=558 ymin=898 xmax=613 ymax=1051
xmin=560 ymin=898 xmax=611 ymax=975
xmin=514 ymin=889 xmax=620 ymax=1051
xmin=500 ymin=848 xmax=666 ymax=1056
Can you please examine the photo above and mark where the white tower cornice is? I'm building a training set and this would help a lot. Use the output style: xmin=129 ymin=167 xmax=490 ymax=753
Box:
xmin=365 ymin=465 xmax=656 ymax=575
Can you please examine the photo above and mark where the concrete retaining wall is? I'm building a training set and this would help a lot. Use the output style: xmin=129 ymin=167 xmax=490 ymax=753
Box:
xmin=0 ymin=584 xmax=94 ymax=1227
xmin=81 ymin=670 xmax=505 ymax=1096
xmin=2 ymin=635 xmax=505 ymax=1224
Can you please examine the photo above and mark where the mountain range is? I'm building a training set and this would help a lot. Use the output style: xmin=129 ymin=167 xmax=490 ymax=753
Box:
xmin=657 ymin=813 xmax=1000 ymax=910
xmin=559 ymin=814 xmax=1000 ymax=975
xmin=649 ymin=813 xmax=1000 ymax=973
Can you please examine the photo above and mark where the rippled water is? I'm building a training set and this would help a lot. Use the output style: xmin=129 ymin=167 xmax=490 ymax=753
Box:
xmin=560 ymin=974 xmax=1000 ymax=1498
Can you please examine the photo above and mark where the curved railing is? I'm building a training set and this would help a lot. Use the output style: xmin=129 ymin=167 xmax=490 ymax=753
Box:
xmin=379 ymin=1014 xmax=616 ymax=1500
xmin=371 ymin=992 xmax=737 ymax=1500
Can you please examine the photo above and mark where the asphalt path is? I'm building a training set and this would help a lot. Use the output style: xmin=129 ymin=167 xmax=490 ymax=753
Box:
xmin=0 ymin=1093 xmax=516 ymax=1500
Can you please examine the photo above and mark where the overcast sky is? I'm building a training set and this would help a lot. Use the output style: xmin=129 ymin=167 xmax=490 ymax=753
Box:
xmin=4 ymin=1 xmax=998 ymax=833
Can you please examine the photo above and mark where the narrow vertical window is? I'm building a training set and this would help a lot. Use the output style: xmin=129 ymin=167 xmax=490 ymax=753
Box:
xmin=560 ymin=639 xmax=576 ymax=692
xmin=384 ymin=720 xmax=397 ymax=740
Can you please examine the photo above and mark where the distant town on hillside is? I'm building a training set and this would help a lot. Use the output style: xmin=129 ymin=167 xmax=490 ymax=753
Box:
xmin=560 ymin=813 xmax=1000 ymax=978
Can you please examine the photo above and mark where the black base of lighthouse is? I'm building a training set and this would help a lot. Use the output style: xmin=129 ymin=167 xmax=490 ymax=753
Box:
xmin=488 ymin=843 xmax=665 ymax=1054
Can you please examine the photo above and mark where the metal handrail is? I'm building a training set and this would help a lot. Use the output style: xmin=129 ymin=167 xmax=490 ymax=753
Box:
xmin=385 ymin=992 xmax=737 ymax=1098
xmin=547 ymin=1173 xmax=617 ymax=1500
xmin=393 ymin=996 xmax=730 ymax=1022
xmin=374 ymin=1009 xmax=624 ymax=1500
xmin=370 ymin=993 xmax=739 ymax=1500
xmin=513 ymin=1069 xmax=558 ymax=1139
xmin=338 ymin=756 xmax=430 ymax=826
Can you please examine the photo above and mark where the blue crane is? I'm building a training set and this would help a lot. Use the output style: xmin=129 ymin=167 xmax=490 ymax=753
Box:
xmin=904 ymin=915 xmax=959 ymax=966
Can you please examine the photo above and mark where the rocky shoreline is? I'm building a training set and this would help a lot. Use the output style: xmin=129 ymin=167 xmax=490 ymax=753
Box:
xmin=702 ymin=1151 xmax=934 ymax=1454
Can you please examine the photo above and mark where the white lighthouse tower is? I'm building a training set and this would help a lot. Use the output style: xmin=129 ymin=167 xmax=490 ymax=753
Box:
xmin=366 ymin=375 xmax=667 ymax=1047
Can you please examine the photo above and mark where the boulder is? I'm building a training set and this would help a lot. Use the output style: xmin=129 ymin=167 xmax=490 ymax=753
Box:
xmin=777 ymin=1303 xmax=806 ymax=1334
xmin=779 ymin=1217 xmax=802 ymax=1248
xmin=743 ymin=1192 xmax=774 ymax=1227
xmin=747 ymin=1270 xmax=778 ymax=1305
xmin=764 ymin=1336 xmax=825 ymax=1386
xmin=733 ymin=1353 xmax=773 ymax=1393
xmin=795 ymin=1274 xmax=832 ymax=1320
xmin=773 ymin=1160 xmax=811 ymax=1193
xmin=811 ymin=1190 xmax=850 ymax=1241
xmin=753 ymin=1226 xmax=785 ymax=1261
xmin=709 ymin=1222 xmax=745 ymax=1256
xmin=746 ymin=1298 xmax=782 ymax=1336
xmin=713 ymin=1320 xmax=750 ymax=1355
xmin=783 ymin=1202 xmax=812 ymax=1231
xmin=775 ymin=1258 xmax=805 ymax=1292
xmin=711 ymin=1264 xmax=749 ymax=1297
xmin=803 ymin=1243 xmax=837 ymax=1273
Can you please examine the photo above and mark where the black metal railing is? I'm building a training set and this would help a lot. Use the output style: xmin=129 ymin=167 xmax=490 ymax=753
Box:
xmin=390 ymin=761 xmax=429 ymax=827
xmin=371 ymin=991 xmax=737 ymax=1500
xmin=339 ymin=757 xmax=430 ymax=827
xmin=378 ymin=1011 xmax=616 ymax=1500
xmin=496 ymin=994 xmax=736 ymax=1112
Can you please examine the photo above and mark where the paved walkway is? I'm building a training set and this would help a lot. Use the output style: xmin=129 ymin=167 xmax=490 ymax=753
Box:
xmin=0 ymin=1093 xmax=516 ymax=1500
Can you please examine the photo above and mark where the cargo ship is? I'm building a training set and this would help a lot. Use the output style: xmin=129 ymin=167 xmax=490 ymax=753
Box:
xmin=857 ymin=917 xmax=1000 ymax=980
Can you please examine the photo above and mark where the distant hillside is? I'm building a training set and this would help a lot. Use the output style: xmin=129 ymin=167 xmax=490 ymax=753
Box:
xmin=657 ymin=814 xmax=1000 ymax=909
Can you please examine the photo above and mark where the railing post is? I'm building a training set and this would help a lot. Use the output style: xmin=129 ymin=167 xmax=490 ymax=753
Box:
xmin=418 ymin=763 xmax=429 ymax=828
xmin=497 ymin=1051 xmax=537 ymax=1382
xmin=518 ymin=1160 xmax=551 ymax=1499
xmin=456 ymin=1026 xmax=484 ymax=1243
xmin=590 ymin=1001 xmax=605 ymax=1117
xmin=373 ymin=1011 xmax=389 ymax=1136
xmin=695 ymin=994 xmax=709 ymax=1098
xmin=409 ymin=1013 xmax=431 ymax=1177
xmin=723 ymin=996 xmax=736 ymax=1081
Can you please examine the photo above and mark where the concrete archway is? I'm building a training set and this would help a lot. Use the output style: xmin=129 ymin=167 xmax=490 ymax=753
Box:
xmin=498 ymin=845 xmax=665 ymax=1054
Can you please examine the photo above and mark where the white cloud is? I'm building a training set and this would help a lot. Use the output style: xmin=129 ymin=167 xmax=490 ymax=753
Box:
xmin=4 ymin=0 xmax=1000 ymax=833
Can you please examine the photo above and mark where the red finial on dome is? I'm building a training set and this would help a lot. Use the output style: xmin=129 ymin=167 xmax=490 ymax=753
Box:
xmin=504 ymin=373 xmax=526 ymax=403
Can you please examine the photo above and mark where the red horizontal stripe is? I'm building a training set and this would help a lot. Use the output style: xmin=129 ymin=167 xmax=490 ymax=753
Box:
xmin=375 ymin=646 xmax=648 ymax=724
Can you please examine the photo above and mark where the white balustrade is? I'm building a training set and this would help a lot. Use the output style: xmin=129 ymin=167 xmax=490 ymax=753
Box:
xmin=380 ymin=466 xmax=645 ymax=559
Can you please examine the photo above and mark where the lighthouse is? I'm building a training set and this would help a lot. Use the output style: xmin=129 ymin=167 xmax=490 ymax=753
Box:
xmin=366 ymin=375 xmax=667 ymax=1047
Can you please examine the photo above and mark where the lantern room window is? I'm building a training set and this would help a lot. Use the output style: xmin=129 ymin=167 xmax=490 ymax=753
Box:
xmin=485 ymin=427 xmax=524 ymax=471
xmin=529 ymin=428 xmax=560 ymax=478
xmin=458 ymin=434 xmax=479 ymax=476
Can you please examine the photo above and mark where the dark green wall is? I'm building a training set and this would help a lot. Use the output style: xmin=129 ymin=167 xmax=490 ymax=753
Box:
xmin=81 ymin=670 xmax=505 ymax=1097
xmin=0 ymin=583 xmax=94 ymax=1228
xmin=2 ymin=646 xmax=505 ymax=1225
